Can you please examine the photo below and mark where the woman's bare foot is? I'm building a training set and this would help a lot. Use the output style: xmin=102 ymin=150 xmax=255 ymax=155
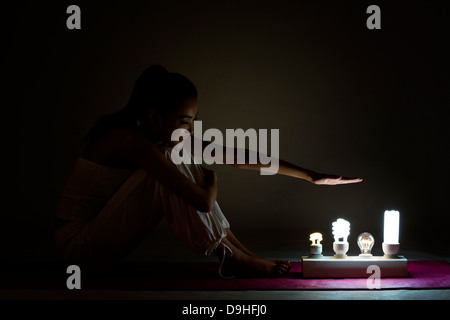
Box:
xmin=224 ymin=228 xmax=262 ymax=258
xmin=222 ymin=229 xmax=293 ymax=272
xmin=217 ymin=237 xmax=291 ymax=278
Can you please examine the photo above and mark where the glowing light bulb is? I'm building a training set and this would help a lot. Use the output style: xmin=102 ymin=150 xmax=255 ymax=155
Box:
xmin=332 ymin=218 xmax=350 ymax=258
xmin=309 ymin=232 xmax=323 ymax=256
xmin=357 ymin=232 xmax=374 ymax=257
xmin=309 ymin=232 xmax=323 ymax=245
xmin=332 ymin=218 xmax=350 ymax=243
xmin=384 ymin=210 xmax=399 ymax=244
xmin=383 ymin=210 xmax=400 ymax=257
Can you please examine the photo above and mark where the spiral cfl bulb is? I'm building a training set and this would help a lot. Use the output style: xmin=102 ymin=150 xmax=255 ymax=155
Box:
xmin=332 ymin=218 xmax=350 ymax=258
xmin=332 ymin=218 xmax=350 ymax=243
xmin=309 ymin=232 xmax=323 ymax=245
xmin=309 ymin=232 xmax=323 ymax=256
xmin=357 ymin=232 xmax=374 ymax=257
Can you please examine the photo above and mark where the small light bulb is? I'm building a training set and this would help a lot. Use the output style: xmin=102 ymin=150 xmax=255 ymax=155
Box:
xmin=309 ymin=232 xmax=323 ymax=246
xmin=357 ymin=232 xmax=374 ymax=257
xmin=309 ymin=232 xmax=323 ymax=256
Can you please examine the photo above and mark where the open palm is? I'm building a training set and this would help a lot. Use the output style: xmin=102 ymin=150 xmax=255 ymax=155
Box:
xmin=311 ymin=173 xmax=363 ymax=185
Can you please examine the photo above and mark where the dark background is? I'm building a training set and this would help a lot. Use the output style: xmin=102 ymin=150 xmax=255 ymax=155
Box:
xmin=5 ymin=0 xmax=449 ymax=263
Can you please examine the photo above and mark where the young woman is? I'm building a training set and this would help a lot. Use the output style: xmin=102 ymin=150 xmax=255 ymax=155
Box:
xmin=54 ymin=65 xmax=362 ymax=277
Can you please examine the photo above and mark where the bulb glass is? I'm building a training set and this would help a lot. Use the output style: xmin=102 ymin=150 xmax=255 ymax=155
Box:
xmin=357 ymin=232 xmax=375 ymax=255
xmin=384 ymin=210 xmax=399 ymax=244
xmin=332 ymin=218 xmax=350 ymax=243
xmin=309 ymin=232 xmax=323 ymax=245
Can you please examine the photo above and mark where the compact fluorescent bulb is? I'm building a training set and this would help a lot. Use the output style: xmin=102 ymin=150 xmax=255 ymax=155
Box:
xmin=332 ymin=218 xmax=350 ymax=242
xmin=384 ymin=210 xmax=399 ymax=244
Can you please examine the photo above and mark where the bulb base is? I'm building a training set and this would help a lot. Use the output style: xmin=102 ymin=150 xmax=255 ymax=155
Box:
xmin=333 ymin=242 xmax=349 ymax=258
xmin=310 ymin=244 xmax=322 ymax=256
xmin=382 ymin=242 xmax=400 ymax=258
xmin=358 ymin=253 xmax=373 ymax=258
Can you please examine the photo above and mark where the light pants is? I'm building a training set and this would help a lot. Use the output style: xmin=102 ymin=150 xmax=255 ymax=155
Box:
xmin=54 ymin=146 xmax=230 ymax=272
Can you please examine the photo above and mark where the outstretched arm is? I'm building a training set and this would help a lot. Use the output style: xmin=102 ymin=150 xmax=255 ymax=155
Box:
xmin=186 ymin=136 xmax=362 ymax=185
xmin=230 ymin=150 xmax=363 ymax=185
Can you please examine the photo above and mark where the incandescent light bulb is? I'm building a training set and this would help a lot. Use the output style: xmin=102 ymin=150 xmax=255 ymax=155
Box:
xmin=357 ymin=232 xmax=374 ymax=257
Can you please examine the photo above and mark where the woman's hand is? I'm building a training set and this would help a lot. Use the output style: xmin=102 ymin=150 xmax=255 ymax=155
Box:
xmin=309 ymin=172 xmax=363 ymax=185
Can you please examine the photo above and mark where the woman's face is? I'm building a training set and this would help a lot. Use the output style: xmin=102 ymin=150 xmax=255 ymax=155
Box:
xmin=154 ymin=97 xmax=199 ymax=146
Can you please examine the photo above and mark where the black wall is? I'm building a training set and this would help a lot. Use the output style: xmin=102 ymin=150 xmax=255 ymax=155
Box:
xmin=6 ymin=0 xmax=449 ymax=261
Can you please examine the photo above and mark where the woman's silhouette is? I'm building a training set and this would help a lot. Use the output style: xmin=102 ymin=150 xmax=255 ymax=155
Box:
xmin=54 ymin=65 xmax=362 ymax=277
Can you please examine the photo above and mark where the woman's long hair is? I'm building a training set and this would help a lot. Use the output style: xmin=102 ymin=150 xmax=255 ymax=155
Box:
xmin=84 ymin=65 xmax=197 ymax=143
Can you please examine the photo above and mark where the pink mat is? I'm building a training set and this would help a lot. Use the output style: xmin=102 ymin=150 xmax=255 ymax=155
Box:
xmin=79 ymin=260 xmax=450 ymax=290
xmin=2 ymin=261 xmax=449 ymax=290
